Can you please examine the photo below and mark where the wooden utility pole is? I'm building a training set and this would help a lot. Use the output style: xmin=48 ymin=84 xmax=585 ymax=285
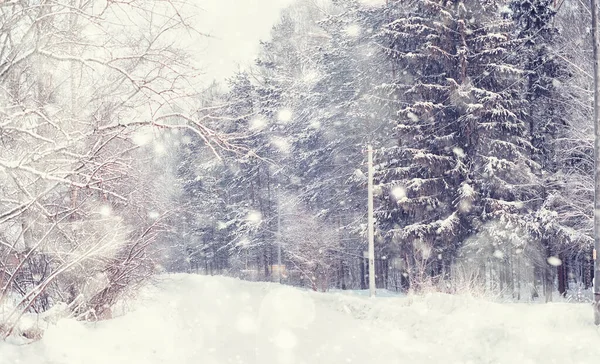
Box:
xmin=367 ymin=145 xmax=376 ymax=297
xmin=591 ymin=0 xmax=600 ymax=325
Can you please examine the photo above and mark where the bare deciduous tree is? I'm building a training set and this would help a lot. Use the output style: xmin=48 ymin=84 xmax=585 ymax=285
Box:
xmin=0 ymin=0 xmax=233 ymax=338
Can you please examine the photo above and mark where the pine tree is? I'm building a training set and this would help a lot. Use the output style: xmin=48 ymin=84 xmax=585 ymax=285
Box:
xmin=251 ymin=0 xmax=392 ymax=288
xmin=378 ymin=0 xmax=539 ymax=292
xmin=511 ymin=0 xmax=570 ymax=298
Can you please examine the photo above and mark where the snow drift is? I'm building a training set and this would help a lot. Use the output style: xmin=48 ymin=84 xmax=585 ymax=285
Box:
xmin=1 ymin=274 xmax=599 ymax=364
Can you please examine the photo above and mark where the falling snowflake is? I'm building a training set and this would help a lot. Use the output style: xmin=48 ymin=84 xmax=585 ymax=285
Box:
xmin=277 ymin=108 xmax=293 ymax=123
xmin=99 ymin=205 xmax=112 ymax=217
xmin=309 ymin=120 xmax=321 ymax=129
xmin=547 ymin=256 xmax=562 ymax=267
xmin=236 ymin=238 xmax=250 ymax=247
xmin=459 ymin=200 xmax=472 ymax=213
xmin=271 ymin=136 xmax=291 ymax=153
xmin=391 ymin=186 xmax=407 ymax=201
xmin=246 ymin=210 xmax=262 ymax=225
xmin=406 ymin=112 xmax=419 ymax=122
xmin=453 ymin=147 xmax=465 ymax=158
xmin=250 ymin=116 xmax=268 ymax=131
xmin=132 ymin=129 xmax=153 ymax=146
xmin=302 ymin=69 xmax=320 ymax=84
xmin=154 ymin=142 xmax=166 ymax=156
xmin=344 ymin=23 xmax=361 ymax=37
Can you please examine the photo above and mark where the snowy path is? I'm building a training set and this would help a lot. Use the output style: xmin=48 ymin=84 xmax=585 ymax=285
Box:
xmin=1 ymin=274 xmax=600 ymax=364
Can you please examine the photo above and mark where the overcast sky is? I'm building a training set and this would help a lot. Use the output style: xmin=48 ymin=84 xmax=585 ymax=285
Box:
xmin=186 ymin=0 xmax=385 ymax=84
xmin=189 ymin=0 xmax=296 ymax=83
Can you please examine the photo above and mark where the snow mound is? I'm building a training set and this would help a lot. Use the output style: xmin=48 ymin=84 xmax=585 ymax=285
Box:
xmin=1 ymin=274 xmax=600 ymax=364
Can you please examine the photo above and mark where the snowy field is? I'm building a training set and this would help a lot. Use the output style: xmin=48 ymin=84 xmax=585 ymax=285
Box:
xmin=1 ymin=274 xmax=599 ymax=364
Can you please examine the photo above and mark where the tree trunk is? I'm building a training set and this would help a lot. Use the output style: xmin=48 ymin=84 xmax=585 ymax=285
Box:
xmin=591 ymin=0 xmax=600 ymax=324
xmin=263 ymin=248 xmax=270 ymax=279
xmin=586 ymin=253 xmax=593 ymax=290
xmin=339 ymin=260 xmax=346 ymax=290
xmin=517 ymin=255 xmax=522 ymax=301
xmin=384 ymin=258 xmax=389 ymax=289
xmin=532 ymin=266 xmax=540 ymax=300
xmin=360 ymin=257 xmax=366 ymax=290
xmin=544 ymin=264 xmax=554 ymax=303
xmin=557 ymin=256 xmax=567 ymax=297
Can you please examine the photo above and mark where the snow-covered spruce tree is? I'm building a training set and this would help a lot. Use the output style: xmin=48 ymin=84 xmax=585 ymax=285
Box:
xmin=172 ymin=72 xmax=282 ymax=281
xmin=236 ymin=2 xmax=355 ymax=288
xmin=221 ymin=73 xmax=283 ymax=280
xmin=175 ymin=0 xmax=393 ymax=290
xmin=378 ymin=0 xmax=540 ymax=293
xmin=510 ymin=0 xmax=571 ymax=299
xmin=173 ymin=98 xmax=234 ymax=275
xmin=314 ymin=0 xmax=397 ymax=289
xmin=376 ymin=0 xmax=471 ymax=291
xmin=248 ymin=7 xmax=350 ymax=287
xmin=250 ymin=0 xmax=396 ymax=289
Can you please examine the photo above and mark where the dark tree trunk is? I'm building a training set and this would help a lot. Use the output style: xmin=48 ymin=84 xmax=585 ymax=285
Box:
xmin=339 ymin=260 xmax=347 ymax=290
xmin=558 ymin=253 xmax=567 ymax=297
xmin=383 ymin=258 xmax=389 ymax=289
xmin=360 ymin=257 xmax=366 ymax=290
xmin=544 ymin=265 xmax=554 ymax=302
xmin=532 ymin=265 xmax=540 ymax=300
xmin=543 ymin=241 xmax=554 ymax=302
xmin=586 ymin=253 xmax=593 ymax=290
xmin=400 ymin=270 xmax=410 ymax=292
xmin=263 ymin=249 xmax=270 ymax=279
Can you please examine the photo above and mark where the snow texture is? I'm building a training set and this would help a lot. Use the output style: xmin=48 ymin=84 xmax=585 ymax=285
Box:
xmin=1 ymin=274 xmax=599 ymax=364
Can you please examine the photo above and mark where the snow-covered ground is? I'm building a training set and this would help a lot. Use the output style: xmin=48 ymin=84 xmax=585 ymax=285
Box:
xmin=1 ymin=274 xmax=599 ymax=364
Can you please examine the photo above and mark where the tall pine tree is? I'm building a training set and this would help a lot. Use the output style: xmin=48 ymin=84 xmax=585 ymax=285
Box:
xmin=378 ymin=0 xmax=540 ymax=292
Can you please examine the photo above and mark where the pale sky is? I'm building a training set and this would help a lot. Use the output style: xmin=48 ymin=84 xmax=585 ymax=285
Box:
xmin=190 ymin=0 xmax=296 ymax=83
xmin=186 ymin=0 xmax=385 ymax=84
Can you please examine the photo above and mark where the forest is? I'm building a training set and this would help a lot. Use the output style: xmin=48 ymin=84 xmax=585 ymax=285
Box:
xmin=171 ymin=0 xmax=593 ymax=302
xmin=0 ymin=0 xmax=596 ymax=338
